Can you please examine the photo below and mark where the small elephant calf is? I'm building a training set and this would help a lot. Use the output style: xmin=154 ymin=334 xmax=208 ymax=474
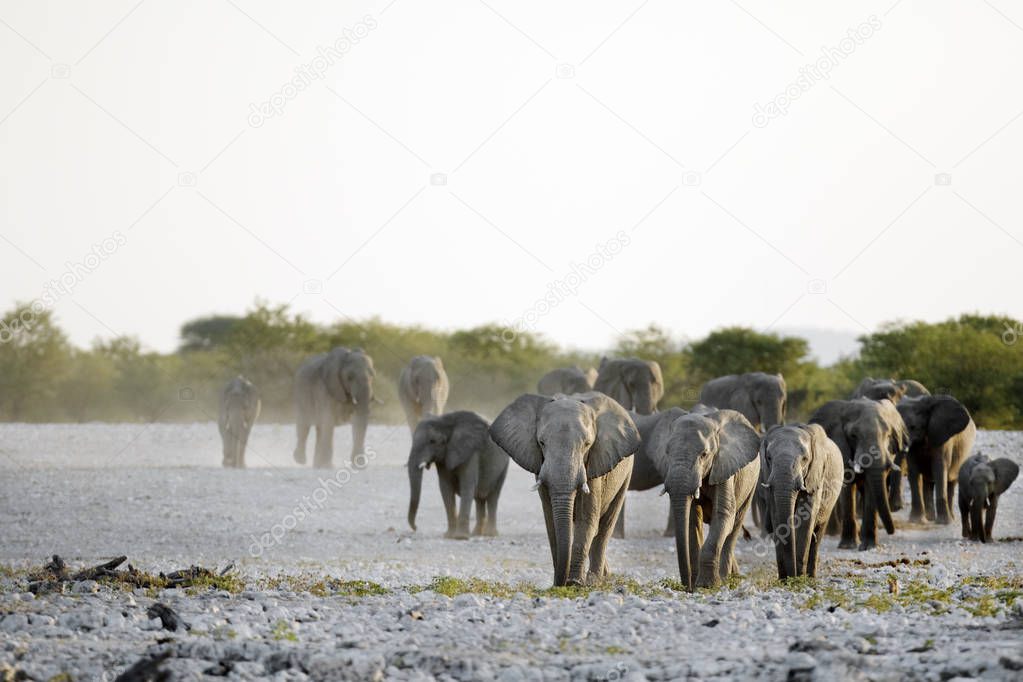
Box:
xmin=407 ymin=411 xmax=509 ymax=539
xmin=958 ymin=453 xmax=1019 ymax=543
xmin=218 ymin=376 xmax=260 ymax=468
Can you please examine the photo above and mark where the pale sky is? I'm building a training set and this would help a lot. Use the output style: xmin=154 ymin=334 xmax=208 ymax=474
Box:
xmin=2 ymin=1 xmax=1022 ymax=362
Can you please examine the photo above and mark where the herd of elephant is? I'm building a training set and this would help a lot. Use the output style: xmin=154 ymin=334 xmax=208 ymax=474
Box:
xmin=217 ymin=349 xmax=1019 ymax=589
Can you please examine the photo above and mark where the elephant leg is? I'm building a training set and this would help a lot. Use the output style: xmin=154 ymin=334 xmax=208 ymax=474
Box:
xmin=438 ymin=472 xmax=459 ymax=538
xmin=859 ymin=481 xmax=879 ymax=551
xmin=807 ymin=522 xmax=825 ymax=577
xmin=569 ymin=490 xmax=600 ymax=585
xmin=932 ymin=457 xmax=950 ymax=525
xmin=293 ymin=421 xmax=311 ymax=464
xmin=612 ymin=499 xmax=625 ymax=539
xmin=697 ymin=514 xmax=732 ymax=589
xmin=663 ymin=506 xmax=676 ymax=537
xmin=888 ymin=465 xmax=904 ymax=512
xmin=313 ymin=420 xmax=334 ymax=469
xmin=922 ymin=474 xmax=936 ymax=522
xmin=946 ymin=481 xmax=956 ymax=520
xmin=983 ymin=500 xmax=997 ymax=543
xmin=825 ymin=506 xmax=841 ymax=536
xmin=794 ymin=498 xmax=814 ymax=574
xmin=774 ymin=539 xmax=789 ymax=581
xmin=590 ymin=484 xmax=627 ymax=581
xmin=472 ymin=498 xmax=486 ymax=536
xmin=907 ymin=461 xmax=925 ymax=522
xmin=483 ymin=479 xmax=503 ymax=536
xmin=453 ymin=475 xmax=473 ymax=539
xmin=838 ymin=485 xmax=858 ymax=549
xmin=720 ymin=497 xmax=751 ymax=582
xmin=959 ymin=493 xmax=971 ymax=538
xmin=689 ymin=502 xmax=704 ymax=581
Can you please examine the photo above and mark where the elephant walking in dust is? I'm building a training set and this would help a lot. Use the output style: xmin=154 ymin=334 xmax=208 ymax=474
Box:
xmin=219 ymin=376 xmax=260 ymax=468
xmin=399 ymin=355 xmax=449 ymax=433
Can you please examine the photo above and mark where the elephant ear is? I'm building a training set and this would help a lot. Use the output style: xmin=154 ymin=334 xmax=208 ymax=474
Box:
xmin=927 ymin=397 xmax=971 ymax=447
xmin=321 ymin=348 xmax=351 ymax=403
xmin=445 ymin=413 xmax=488 ymax=470
xmin=707 ymin=409 xmax=760 ymax=485
xmin=647 ymin=361 xmax=664 ymax=404
xmin=490 ymin=394 xmax=549 ymax=474
xmin=875 ymin=399 xmax=909 ymax=453
xmin=579 ymin=392 xmax=640 ymax=479
xmin=991 ymin=458 xmax=1020 ymax=496
xmin=801 ymin=423 xmax=835 ymax=493
xmin=641 ymin=408 xmax=687 ymax=474
xmin=810 ymin=401 xmax=853 ymax=466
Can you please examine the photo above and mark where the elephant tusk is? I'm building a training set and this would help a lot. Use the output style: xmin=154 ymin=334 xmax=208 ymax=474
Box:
xmin=418 ymin=461 xmax=428 ymax=470
xmin=693 ymin=488 xmax=700 ymax=500
xmin=760 ymin=482 xmax=770 ymax=489
xmin=660 ymin=485 xmax=668 ymax=496
xmin=853 ymin=463 xmax=863 ymax=474
xmin=581 ymin=482 xmax=591 ymax=494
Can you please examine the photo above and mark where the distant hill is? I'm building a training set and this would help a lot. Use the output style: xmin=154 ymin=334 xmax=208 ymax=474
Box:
xmin=776 ymin=327 xmax=861 ymax=366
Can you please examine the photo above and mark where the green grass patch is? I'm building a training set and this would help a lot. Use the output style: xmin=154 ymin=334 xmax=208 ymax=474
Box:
xmin=271 ymin=620 xmax=298 ymax=642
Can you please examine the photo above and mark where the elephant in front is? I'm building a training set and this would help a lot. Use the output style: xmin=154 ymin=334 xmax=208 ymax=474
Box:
xmin=646 ymin=408 xmax=760 ymax=590
xmin=490 ymin=392 xmax=639 ymax=586
xmin=699 ymin=372 xmax=786 ymax=433
xmin=760 ymin=424 xmax=843 ymax=579
xmin=958 ymin=453 xmax=1019 ymax=542
xmin=897 ymin=395 xmax=976 ymax=525
xmin=407 ymin=411 xmax=509 ymax=538
xmin=537 ymin=366 xmax=596 ymax=396
xmin=398 ymin=355 xmax=449 ymax=433
xmin=218 ymin=376 xmax=260 ymax=468
xmin=293 ymin=347 xmax=375 ymax=468
xmin=594 ymin=357 xmax=663 ymax=415
xmin=810 ymin=398 xmax=906 ymax=550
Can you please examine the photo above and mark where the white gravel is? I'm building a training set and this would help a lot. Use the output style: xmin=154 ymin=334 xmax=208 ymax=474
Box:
xmin=1 ymin=423 xmax=1022 ymax=680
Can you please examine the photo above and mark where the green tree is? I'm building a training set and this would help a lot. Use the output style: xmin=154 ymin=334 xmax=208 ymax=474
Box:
xmin=179 ymin=315 xmax=242 ymax=352
xmin=0 ymin=303 xmax=71 ymax=420
xmin=612 ymin=325 xmax=694 ymax=405
xmin=688 ymin=327 xmax=810 ymax=381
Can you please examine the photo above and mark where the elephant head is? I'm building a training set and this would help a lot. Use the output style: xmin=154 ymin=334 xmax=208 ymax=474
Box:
xmin=537 ymin=367 xmax=594 ymax=396
xmin=407 ymin=411 xmax=489 ymax=531
xmin=322 ymin=347 xmax=375 ymax=458
xmin=700 ymin=373 xmax=787 ymax=432
xmin=490 ymin=392 xmax=640 ymax=586
xmin=760 ymin=424 xmax=837 ymax=578
xmin=895 ymin=395 xmax=971 ymax=454
xmin=407 ymin=355 xmax=448 ymax=417
xmin=810 ymin=398 xmax=906 ymax=536
xmin=650 ymin=409 xmax=759 ymax=590
xmin=852 ymin=377 xmax=906 ymax=403
xmin=594 ymin=357 xmax=664 ymax=415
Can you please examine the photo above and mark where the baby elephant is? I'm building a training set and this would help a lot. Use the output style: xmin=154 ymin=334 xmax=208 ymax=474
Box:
xmin=407 ymin=411 xmax=509 ymax=539
xmin=958 ymin=453 xmax=1019 ymax=543
xmin=218 ymin=376 xmax=260 ymax=468
xmin=761 ymin=425 xmax=844 ymax=580
xmin=491 ymin=392 xmax=639 ymax=587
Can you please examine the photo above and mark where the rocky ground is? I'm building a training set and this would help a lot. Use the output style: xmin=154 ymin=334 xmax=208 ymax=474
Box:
xmin=1 ymin=423 xmax=1022 ymax=680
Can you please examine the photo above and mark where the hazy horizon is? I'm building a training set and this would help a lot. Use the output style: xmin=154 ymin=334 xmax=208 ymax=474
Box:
xmin=3 ymin=1 xmax=1022 ymax=358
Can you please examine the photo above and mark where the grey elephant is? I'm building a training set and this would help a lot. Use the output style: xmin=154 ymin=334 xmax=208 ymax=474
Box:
xmin=850 ymin=377 xmax=928 ymax=512
xmin=398 ymin=355 xmax=450 ymax=433
xmin=810 ymin=398 xmax=906 ymax=550
xmin=407 ymin=411 xmax=509 ymax=538
xmin=218 ymin=376 xmax=260 ymax=468
xmin=593 ymin=357 xmax=663 ymax=414
xmin=851 ymin=377 xmax=930 ymax=402
xmin=958 ymin=453 xmax=1019 ymax=542
xmin=490 ymin=392 xmax=639 ymax=586
xmin=699 ymin=372 xmax=786 ymax=433
xmin=760 ymin=424 xmax=843 ymax=579
xmin=537 ymin=366 xmax=597 ymax=396
xmin=647 ymin=408 xmax=760 ymax=590
xmin=897 ymin=395 xmax=976 ymax=525
xmin=293 ymin=347 xmax=375 ymax=468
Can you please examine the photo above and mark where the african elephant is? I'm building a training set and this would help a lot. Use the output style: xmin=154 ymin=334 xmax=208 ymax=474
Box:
xmin=896 ymin=395 xmax=976 ymax=525
xmin=218 ymin=376 xmax=260 ymax=468
xmin=490 ymin=392 xmax=639 ymax=586
xmin=594 ymin=357 xmax=663 ymax=415
xmin=398 ymin=355 xmax=449 ymax=433
xmin=850 ymin=378 xmax=928 ymax=512
xmin=613 ymin=408 xmax=690 ymax=538
xmin=293 ymin=347 xmax=375 ymax=469
xmin=407 ymin=411 xmax=509 ymax=538
xmin=537 ymin=366 xmax=597 ymax=396
xmin=810 ymin=398 xmax=906 ymax=550
xmin=699 ymin=372 xmax=786 ymax=433
xmin=647 ymin=408 xmax=760 ymax=590
xmin=760 ymin=425 xmax=843 ymax=579
xmin=958 ymin=453 xmax=1019 ymax=542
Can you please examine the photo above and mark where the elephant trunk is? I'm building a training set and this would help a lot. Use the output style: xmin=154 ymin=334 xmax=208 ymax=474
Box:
xmin=224 ymin=406 xmax=245 ymax=467
xmin=551 ymin=492 xmax=576 ymax=586
xmin=760 ymin=402 xmax=783 ymax=430
xmin=350 ymin=401 xmax=370 ymax=466
xmin=773 ymin=488 xmax=798 ymax=579
xmin=869 ymin=467 xmax=895 ymax=535
xmin=971 ymin=500 xmax=984 ymax=542
xmin=407 ymin=459 xmax=424 ymax=531
xmin=671 ymin=493 xmax=694 ymax=591
xmin=632 ymin=389 xmax=654 ymax=416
